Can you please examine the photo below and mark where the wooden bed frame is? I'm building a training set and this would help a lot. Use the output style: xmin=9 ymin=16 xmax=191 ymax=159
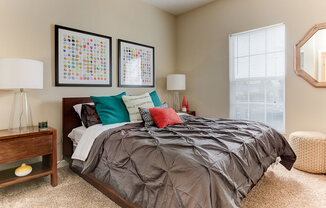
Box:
xmin=62 ymin=97 xmax=139 ymax=208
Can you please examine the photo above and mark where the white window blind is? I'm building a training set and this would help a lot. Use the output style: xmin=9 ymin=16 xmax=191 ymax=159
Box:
xmin=229 ymin=24 xmax=285 ymax=132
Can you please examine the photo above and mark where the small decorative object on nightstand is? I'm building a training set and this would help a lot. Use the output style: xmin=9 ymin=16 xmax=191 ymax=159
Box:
xmin=182 ymin=96 xmax=187 ymax=112
xmin=15 ymin=163 xmax=32 ymax=177
xmin=38 ymin=121 xmax=48 ymax=129
xmin=0 ymin=126 xmax=57 ymax=188
xmin=186 ymin=101 xmax=189 ymax=113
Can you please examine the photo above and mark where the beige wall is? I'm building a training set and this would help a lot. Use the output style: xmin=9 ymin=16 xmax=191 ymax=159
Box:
xmin=0 ymin=0 xmax=176 ymax=162
xmin=176 ymin=0 xmax=326 ymax=135
xmin=3 ymin=0 xmax=326 ymax=166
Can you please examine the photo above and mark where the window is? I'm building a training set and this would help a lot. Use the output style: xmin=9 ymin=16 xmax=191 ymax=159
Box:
xmin=229 ymin=24 xmax=285 ymax=132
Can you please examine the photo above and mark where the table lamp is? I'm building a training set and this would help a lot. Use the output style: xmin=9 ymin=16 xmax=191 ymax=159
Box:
xmin=167 ymin=74 xmax=186 ymax=111
xmin=0 ymin=58 xmax=43 ymax=131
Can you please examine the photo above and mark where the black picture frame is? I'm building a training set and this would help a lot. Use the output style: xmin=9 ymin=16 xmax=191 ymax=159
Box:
xmin=55 ymin=25 xmax=112 ymax=87
xmin=118 ymin=39 xmax=155 ymax=88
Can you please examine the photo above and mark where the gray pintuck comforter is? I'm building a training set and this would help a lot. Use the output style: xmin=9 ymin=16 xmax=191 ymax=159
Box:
xmin=81 ymin=115 xmax=296 ymax=208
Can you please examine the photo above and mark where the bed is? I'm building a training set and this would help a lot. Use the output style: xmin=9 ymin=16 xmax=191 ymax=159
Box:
xmin=63 ymin=97 xmax=139 ymax=208
xmin=62 ymin=97 xmax=296 ymax=208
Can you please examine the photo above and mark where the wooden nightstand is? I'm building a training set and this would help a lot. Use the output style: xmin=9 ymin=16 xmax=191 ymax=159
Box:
xmin=187 ymin=111 xmax=196 ymax=116
xmin=179 ymin=111 xmax=196 ymax=116
xmin=0 ymin=127 xmax=57 ymax=188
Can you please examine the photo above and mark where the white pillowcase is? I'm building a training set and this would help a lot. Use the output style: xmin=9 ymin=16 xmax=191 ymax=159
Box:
xmin=68 ymin=126 xmax=87 ymax=149
xmin=122 ymin=93 xmax=154 ymax=122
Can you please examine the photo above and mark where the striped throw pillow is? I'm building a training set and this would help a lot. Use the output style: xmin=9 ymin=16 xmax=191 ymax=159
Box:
xmin=122 ymin=93 xmax=154 ymax=122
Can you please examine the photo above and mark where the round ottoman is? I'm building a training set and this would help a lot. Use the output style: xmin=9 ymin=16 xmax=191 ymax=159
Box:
xmin=289 ymin=131 xmax=326 ymax=174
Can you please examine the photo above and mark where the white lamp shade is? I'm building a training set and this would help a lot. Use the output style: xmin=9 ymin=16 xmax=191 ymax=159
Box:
xmin=0 ymin=58 xmax=43 ymax=89
xmin=167 ymin=74 xmax=186 ymax=90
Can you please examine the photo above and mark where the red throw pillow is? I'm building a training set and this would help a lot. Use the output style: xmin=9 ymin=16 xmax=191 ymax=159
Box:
xmin=149 ymin=108 xmax=183 ymax=128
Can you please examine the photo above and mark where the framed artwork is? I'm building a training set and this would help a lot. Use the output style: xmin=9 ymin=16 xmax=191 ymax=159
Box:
xmin=118 ymin=39 xmax=155 ymax=87
xmin=55 ymin=25 xmax=112 ymax=87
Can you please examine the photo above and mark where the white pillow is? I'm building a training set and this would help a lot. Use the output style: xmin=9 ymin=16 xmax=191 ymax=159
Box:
xmin=122 ymin=93 xmax=154 ymax=122
xmin=68 ymin=126 xmax=87 ymax=149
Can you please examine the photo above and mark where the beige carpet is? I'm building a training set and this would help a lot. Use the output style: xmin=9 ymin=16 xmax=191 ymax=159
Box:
xmin=1 ymin=165 xmax=325 ymax=208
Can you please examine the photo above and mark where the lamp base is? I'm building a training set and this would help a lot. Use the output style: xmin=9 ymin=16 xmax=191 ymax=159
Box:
xmin=9 ymin=89 xmax=33 ymax=132
xmin=172 ymin=91 xmax=180 ymax=112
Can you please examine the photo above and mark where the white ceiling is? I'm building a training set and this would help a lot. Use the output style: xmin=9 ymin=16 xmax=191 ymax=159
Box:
xmin=142 ymin=0 xmax=215 ymax=15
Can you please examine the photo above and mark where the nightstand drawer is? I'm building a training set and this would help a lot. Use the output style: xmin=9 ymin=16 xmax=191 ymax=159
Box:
xmin=0 ymin=135 xmax=53 ymax=164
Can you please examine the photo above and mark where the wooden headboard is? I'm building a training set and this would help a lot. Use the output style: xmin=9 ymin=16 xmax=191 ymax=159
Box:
xmin=62 ymin=97 xmax=92 ymax=160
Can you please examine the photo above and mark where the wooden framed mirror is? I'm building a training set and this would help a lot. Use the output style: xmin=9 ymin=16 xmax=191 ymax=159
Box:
xmin=296 ymin=22 xmax=326 ymax=87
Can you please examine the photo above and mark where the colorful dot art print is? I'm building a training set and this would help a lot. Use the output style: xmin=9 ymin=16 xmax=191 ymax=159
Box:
xmin=55 ymin=25 xmax=112 ymax=86
xmin=118 ymin=40 xmax=154 ymax=87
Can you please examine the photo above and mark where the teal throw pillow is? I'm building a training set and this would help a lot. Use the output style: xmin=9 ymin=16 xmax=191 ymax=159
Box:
xmin=150 ymin=90 xmax=162 ymax=107
xmin=91 ymin=92 xmax=130 ymax=125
